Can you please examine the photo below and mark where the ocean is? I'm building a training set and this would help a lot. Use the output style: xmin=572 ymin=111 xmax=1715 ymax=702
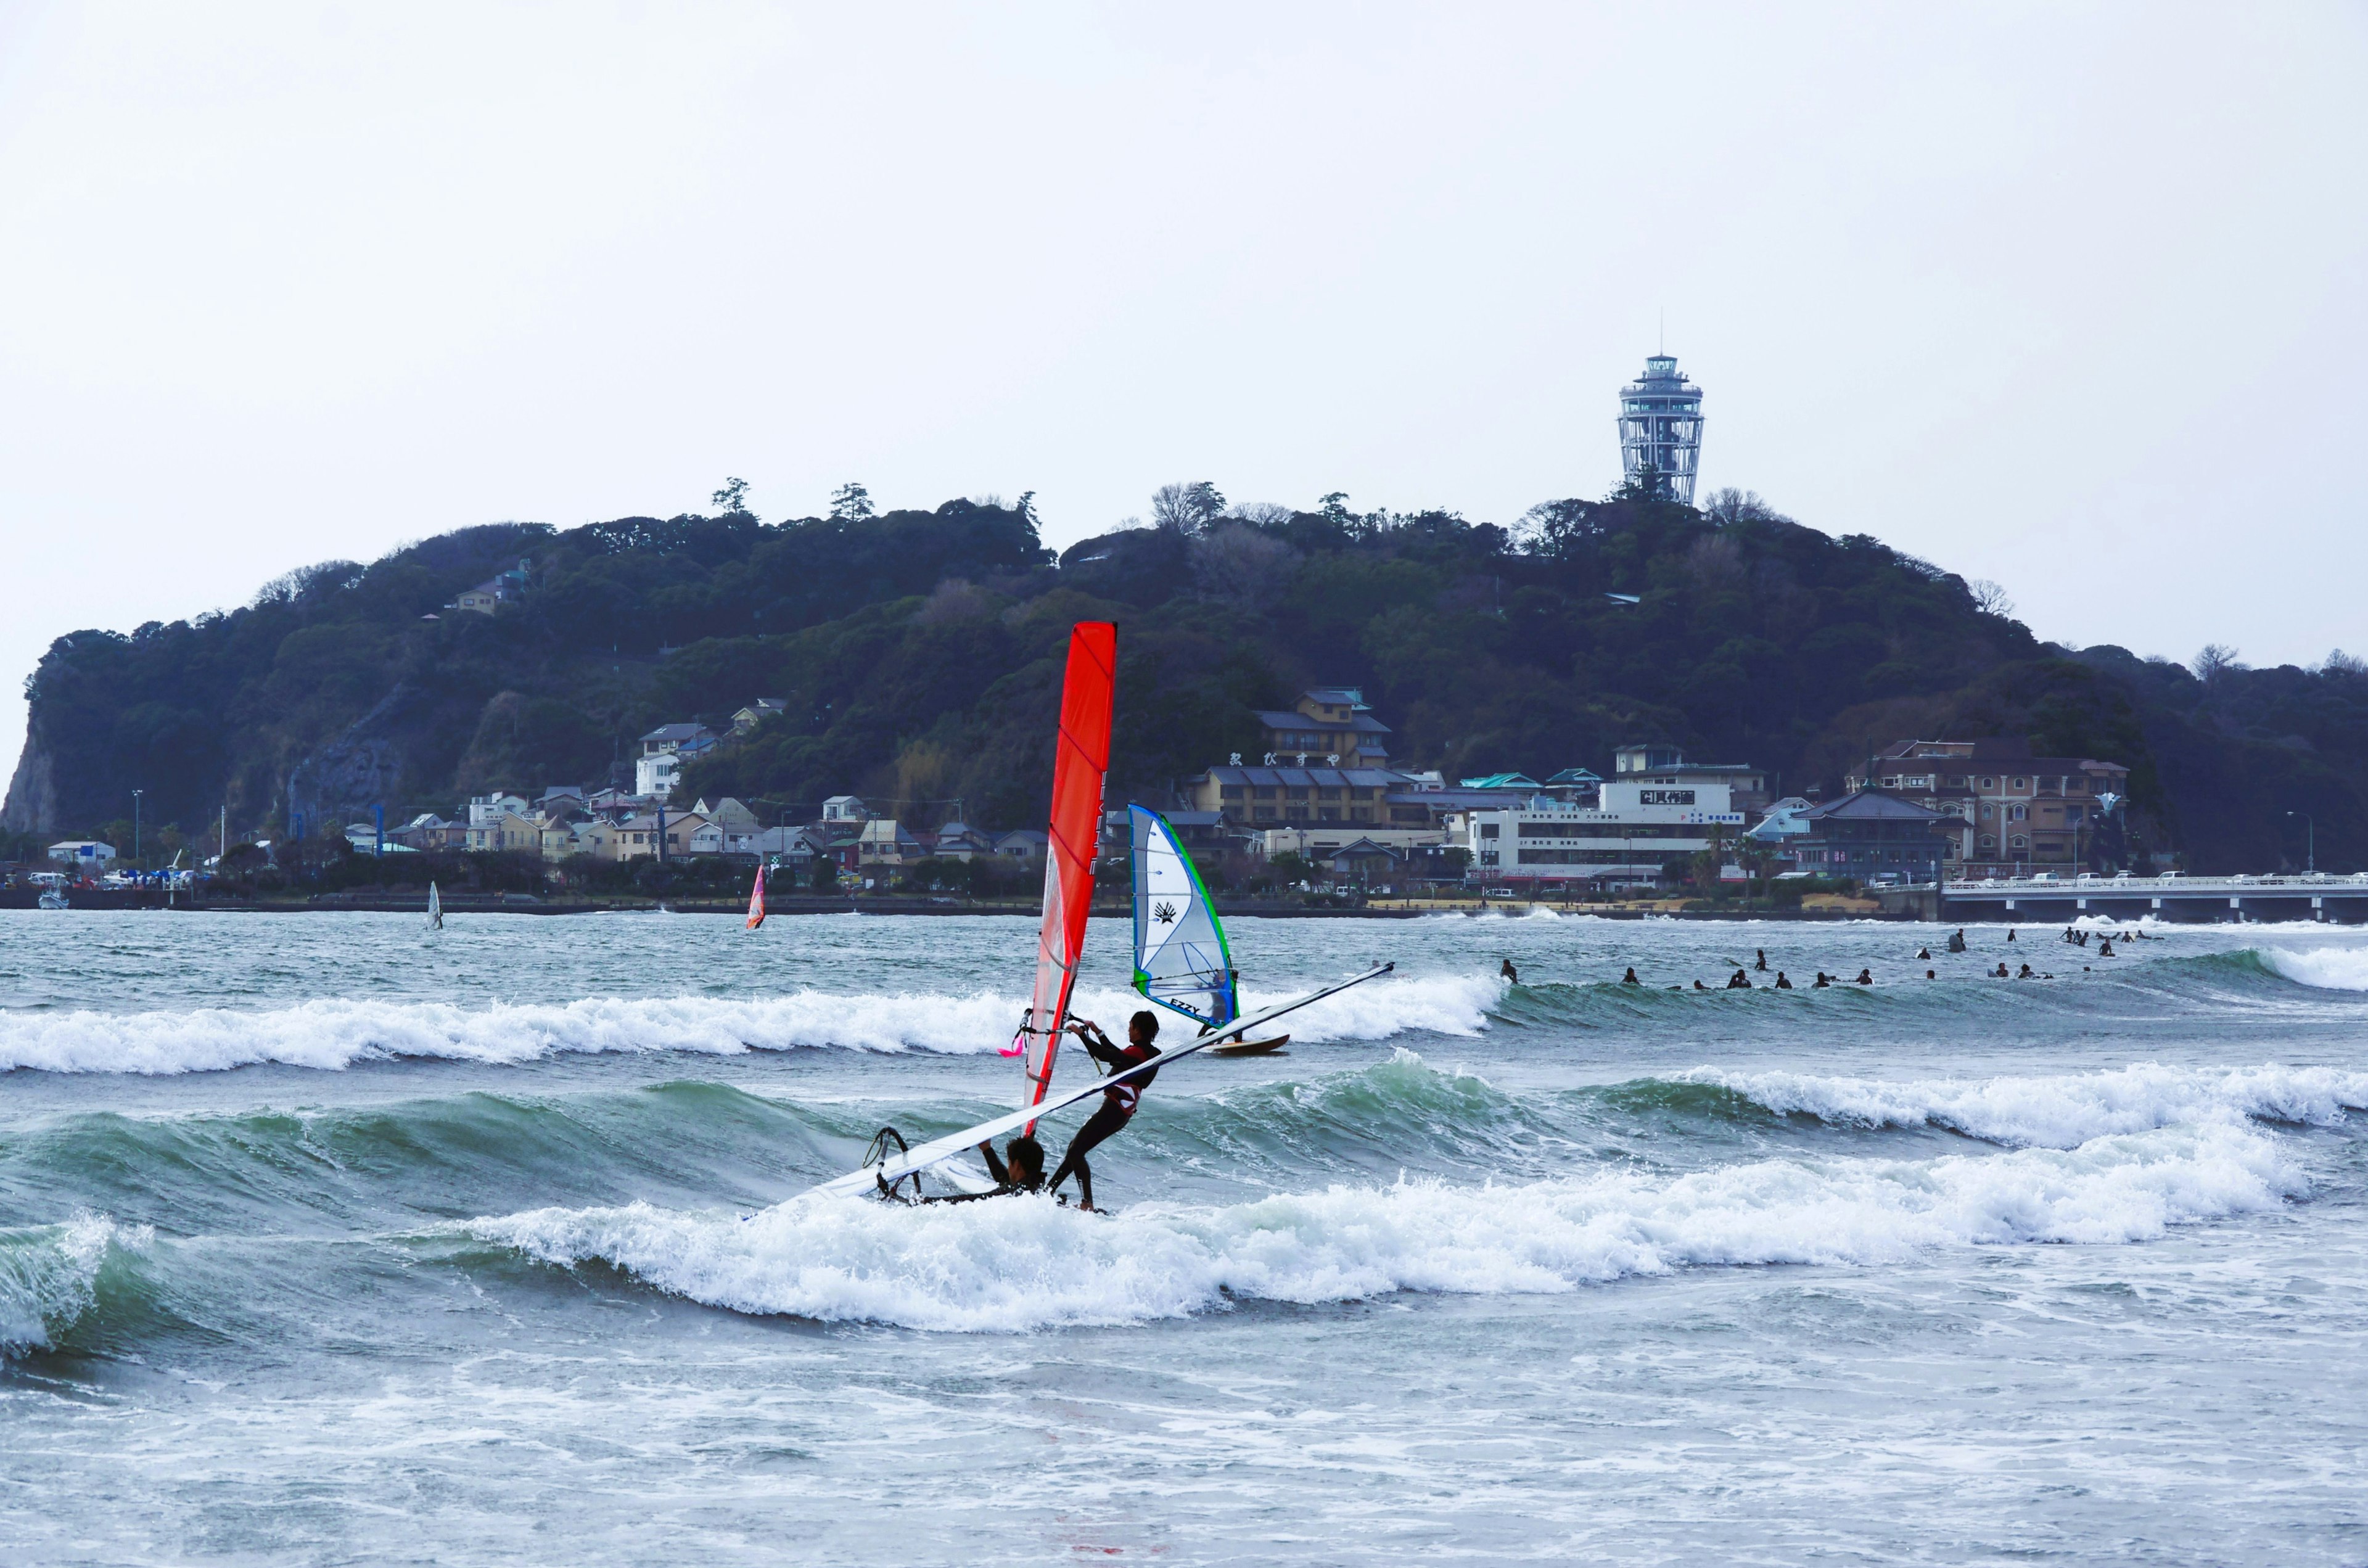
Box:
xmin=2 ymin=908 xmax=2364 ymax=1564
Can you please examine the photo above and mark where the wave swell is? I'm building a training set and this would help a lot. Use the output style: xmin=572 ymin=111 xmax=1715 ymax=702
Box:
xmin=1671 ymin=1062 xmax=2368 ymax=1149
xmin=0 ymin=974 xmax=1494 ymax=1076
xmin=0 ymin=1215 xmax=151 ymax=1354
xmin=468 ymin=1118 xmax=2298 ymax=1332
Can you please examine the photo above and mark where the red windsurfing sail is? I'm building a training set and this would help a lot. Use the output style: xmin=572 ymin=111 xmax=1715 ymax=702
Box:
xmin=1013 ymin=622 xmax=1117 ymax=1126
xmin=744 ymin=864 xmax=767 ymax=930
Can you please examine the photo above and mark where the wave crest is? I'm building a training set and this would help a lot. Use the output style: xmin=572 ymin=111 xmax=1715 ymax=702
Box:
xmin=0 ymin=974 xmax=1491 ymax=1076
xmin=2261 ymin=946 xmax=2368 ymax=993
xmin=0 ymin=1215 xmax=151 ymax=1354
xmin=467 ymin=1120 xmax=2295 ymax=1331
xmin=1671 ymin=1062 xmax=2368 ymax=1147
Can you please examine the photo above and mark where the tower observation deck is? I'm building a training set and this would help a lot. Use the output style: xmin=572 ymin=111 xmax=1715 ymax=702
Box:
xmin=1617 ymin=354 xmax=1704 ymax=504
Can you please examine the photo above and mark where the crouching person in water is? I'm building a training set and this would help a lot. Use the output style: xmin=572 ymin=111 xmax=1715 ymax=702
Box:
xmin=913 ymin=1134 xmax=1045 ymax=1204
xmin=1050 ymin=1010 xmax=1164 ymax=1212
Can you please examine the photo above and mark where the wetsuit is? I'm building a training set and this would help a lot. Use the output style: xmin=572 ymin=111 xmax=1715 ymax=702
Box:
xmin=1050 ymin=1025 xmax=1161 ymax=1208
xmin=911 ymin=1139 xmax=1045 ymax=1205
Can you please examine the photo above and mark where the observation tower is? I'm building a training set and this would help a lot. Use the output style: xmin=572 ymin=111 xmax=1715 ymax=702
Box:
xmin=1616 ymin=355 xmax=1704 ymax=504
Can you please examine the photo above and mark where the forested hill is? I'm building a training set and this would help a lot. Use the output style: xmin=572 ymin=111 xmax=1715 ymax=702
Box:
xmin=5 ymin=488 xmax=2362 ymax=873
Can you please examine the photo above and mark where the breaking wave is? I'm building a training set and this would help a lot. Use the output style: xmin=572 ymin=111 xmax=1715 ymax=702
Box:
xmin=467 ymin=1118 xmax=2299 ymax=1332
xmin=0 ymin=1215 xmax=151 ymax=1355
xmin=2261 ymin=946 xmax=2368 ymax=993
xmin=1666 ymin=1062 xmax=2368 ymax=1148
xmin=0 ymin=974 xmax=1494 ymax=1076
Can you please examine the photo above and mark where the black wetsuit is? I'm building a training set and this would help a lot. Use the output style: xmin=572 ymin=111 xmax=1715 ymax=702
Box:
xmin=1050 ymin=1028 xmax=1161 ymax=1206
xmin=915 ymin=1140 xmax=1044 ymax=1204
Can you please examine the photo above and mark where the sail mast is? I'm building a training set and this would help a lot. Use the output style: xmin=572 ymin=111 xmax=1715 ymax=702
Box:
xmin=1019 ymin=622 xmax=1117 ymax=1126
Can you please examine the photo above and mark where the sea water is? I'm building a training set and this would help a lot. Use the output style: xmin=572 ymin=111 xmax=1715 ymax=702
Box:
xmin=2 ymin=909 xmax=2364 ymax=1563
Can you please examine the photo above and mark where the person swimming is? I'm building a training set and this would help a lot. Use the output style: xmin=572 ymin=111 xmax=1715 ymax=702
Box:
xmin=1812 ymin=971 xmax=1832 ymax=988
xmin=1994 ymin=963 xmax=2010 ymax=977
xmin=1775 ymin=971 xmax=1793 ymax=990
xmin=1726 ymin=970 xmax=1752 ymax=990
xmin=916 ymin=1136 xmax=1046 ymax=1204
xmin=2098 ymin=938 xmax=2116 ymax=957
xmin=2018 ymin=963 xmax=2035 ymax=979
xmin=1621 ymin=967 xmax=1640 ymax=985
xmin=1925 ymin=969 xmax=1936 ymax=979
xmin=1854 ymin=968 xmax=1873 ymax=985
xmin=1946 ymin=929 xmax=1967 ymax=954
xmin=1694 ymin=979 xmax=1709 ymax=990
xmin=1501 ymin=958 xmax=1519 ymax=983
xmin=1754 ymin=949 xmax=1769 ymax=971
xmin=1915 ymin=946 xmax=1932 ymax=960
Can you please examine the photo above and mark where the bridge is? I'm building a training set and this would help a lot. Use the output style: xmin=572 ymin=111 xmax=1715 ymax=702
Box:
xmin=1875 ymin=872 xmax=2368 ymax=924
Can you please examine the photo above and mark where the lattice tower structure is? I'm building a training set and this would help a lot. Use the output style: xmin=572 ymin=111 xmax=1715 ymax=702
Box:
xmin=1616 ymin=354 xmax=1704 ymax=504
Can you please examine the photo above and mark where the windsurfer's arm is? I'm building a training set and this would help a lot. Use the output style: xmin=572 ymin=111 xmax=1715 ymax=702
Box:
xmin=979 ymin=1140 xmax=1009 ymax=1185
xmin=1069 ymin=1019 xmax=1125 ymax=1071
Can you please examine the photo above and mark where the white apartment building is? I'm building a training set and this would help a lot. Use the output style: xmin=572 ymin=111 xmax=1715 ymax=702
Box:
xmin=1453 ymin=746 xmax=1761 ymax=887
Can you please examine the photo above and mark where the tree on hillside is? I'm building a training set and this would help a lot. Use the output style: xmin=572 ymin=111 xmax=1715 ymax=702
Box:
xmin=710 ymin=477 xmax=753 ymax=517
xmin=830 ymin=483 xmax=875 ymax=522
xmin=1151 ymin=481 xmax=1226 ymax=535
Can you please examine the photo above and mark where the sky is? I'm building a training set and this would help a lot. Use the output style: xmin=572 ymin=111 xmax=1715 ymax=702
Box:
xmin=2 ymin=2 xmax=2363 ymax=773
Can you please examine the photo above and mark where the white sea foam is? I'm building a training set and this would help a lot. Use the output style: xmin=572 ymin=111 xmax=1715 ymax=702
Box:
xmin=0 ymin=974 xmax=1492 ymax=1075
xmin=1678 ymin=1062 xmax=2368 ymax=1148
xmin=469 ymin=1122 xmax=2295 ymax=1331
xmin=0 ymin=1215 xmax=149 ymax=1352
xmin=2261 ymin=946 xmax=2368 ymax=992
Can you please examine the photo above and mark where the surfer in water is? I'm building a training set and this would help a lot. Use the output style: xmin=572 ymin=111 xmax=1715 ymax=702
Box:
xmin=1050 ymin=1011 xmax=1163 ymax=1212
xmin=1502 ymin=958 xmax=1519 ymax=983
xmin=912 ymin=1136 xmax=1046 ymax=1204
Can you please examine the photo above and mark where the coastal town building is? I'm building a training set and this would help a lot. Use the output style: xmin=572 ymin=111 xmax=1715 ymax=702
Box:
xmin=992 ymin=829 xmax=1046 ymax=866
xmin=453 ymin=558 xmax=532 ymax=615
xmin=467 ymin=794 xmax=530 ymax=828
xmin=609 ymin=810 xmax=707 ymax=862
xmin=730 ymin=699 xmax=787 ymax=735
xmin=1254 ymin=688 xmax=1391 ymax=766
xmin=1848 ymin=738 xmax=2131 ymax=877
xmin=1787 ymin=790 xmax=1953 ymax=884
xmin=1611 ymin=744 xmax=1771 ymax=816
xmin=634 ymin=724 xmax=712 ymax=799
xmin=856 ymin=818 xmax=923 ymax=869
xmin=928 ymin=821 xmax=996 ymax=861
xmin=466 ymin=808 xmax=543 ymax=853
xmin=1450 ymin=746 xmax=1759 ymax=889
xmin=688 ymin=797 xmax=765 ymax=856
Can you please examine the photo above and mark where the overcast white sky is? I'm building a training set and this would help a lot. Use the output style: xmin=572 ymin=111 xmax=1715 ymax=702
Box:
xmin=2 ymin=2 xmax=2362 ymax=770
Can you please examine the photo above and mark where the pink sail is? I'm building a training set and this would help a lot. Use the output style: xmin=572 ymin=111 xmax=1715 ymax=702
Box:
xmin=1013 ymin=622 xmax=1117 ymax=1125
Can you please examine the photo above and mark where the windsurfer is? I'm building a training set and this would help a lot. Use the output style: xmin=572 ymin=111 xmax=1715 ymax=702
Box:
xmin=911 ymin=1135 xmax=1046 ymax=1204
xmin=1049 ymin=1011 xmax=1163 ymax=1212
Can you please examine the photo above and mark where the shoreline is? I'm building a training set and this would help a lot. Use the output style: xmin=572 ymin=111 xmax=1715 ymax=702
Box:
xmin=2 ymin=891 xmax=1933 ymax=921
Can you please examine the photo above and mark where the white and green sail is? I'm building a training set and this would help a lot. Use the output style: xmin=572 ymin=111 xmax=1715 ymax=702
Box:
xmin=1129 ymin=804 xmax=1238 ymax=1028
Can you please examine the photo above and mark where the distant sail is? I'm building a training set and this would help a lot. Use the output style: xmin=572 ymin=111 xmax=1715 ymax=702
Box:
xmin=427 ymin=881 xmax=442 ymax=932
xmin=1013 ymin=622 xmax=1117 ymax=1125
xmin=1130 ymin=805 xmax=1236 ymax=1028
xmin=745 ymin=864 xmax=767 ymax=930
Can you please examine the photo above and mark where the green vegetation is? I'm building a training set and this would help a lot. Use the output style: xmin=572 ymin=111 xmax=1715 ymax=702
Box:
xmin=6 ymin=485 xmax=2363 ymax=873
